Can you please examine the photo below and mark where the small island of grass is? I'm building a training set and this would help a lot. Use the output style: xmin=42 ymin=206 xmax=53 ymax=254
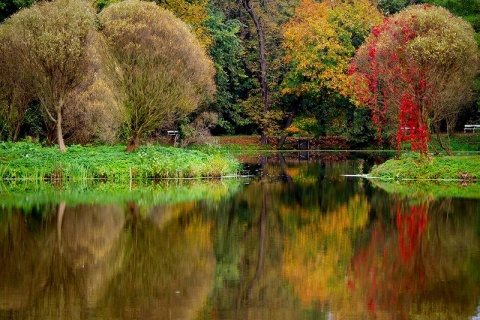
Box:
xmin=369 ymin=153 xmax=480 ymax=181
xmin=0 ymin=141 xmax=241 ymax=181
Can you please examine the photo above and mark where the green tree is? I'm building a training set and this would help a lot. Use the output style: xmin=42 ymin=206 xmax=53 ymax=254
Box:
xmin=99 ymin=0 xmax=215 ymax=152
xmin=239 ymin=0 xmax=300 ymax=143
xmin=377 ymin=0 xmax=410 ymax=14
xmin=0 ymin=0 xmax=96 ymax=152
xmin=204 ymin=4 xmax=253 ymax=134
xmin=0 ymin=0 xmax=34 ymax=21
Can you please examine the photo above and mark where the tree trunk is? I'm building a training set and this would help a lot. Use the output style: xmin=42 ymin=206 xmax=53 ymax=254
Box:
xmin=434 ymin=128 xmax=453 ymax=156
xmin=56 ymin=108 xmax=66 ymax=153
xmin=126 ymin=135 xmax=140 ymax=152
xmin=13 ymin=121 xmax=21 ymax=142
xmin=57 ymin=200 xmax=66 ymax=252
xmin=242 ymin=0 xmax=269 ymax=145
xmin=277 ymin=100 xmax=299 ymax=149
xmin=246 ymin=156 xmax=268 ymax=301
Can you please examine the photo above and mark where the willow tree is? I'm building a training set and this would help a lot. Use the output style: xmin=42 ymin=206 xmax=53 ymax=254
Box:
xmin=0 ymin=0 xmax=95 ymax=152
xmin=99 ymin=0 xmax=216 ymax=152
xmin=0 ymin=24 xmax=34 ymax=141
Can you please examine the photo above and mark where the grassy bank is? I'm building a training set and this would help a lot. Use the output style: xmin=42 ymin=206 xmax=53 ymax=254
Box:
xmin=207 ymin=132 xmax=480 ymax=152
xmin=370 ymin=153 xmax=480 ymax=181
xmin=0 ymin=141 xmax=241 ymax=181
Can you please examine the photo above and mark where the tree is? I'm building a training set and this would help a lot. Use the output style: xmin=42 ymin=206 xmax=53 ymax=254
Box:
xmin=99 ymin=0 xmax=215 ymax=152
xmin=281 ymin=0 xmax=382 ymax=141
xmin=154 ymin=0 xmax=211 ymax=48
xmin=203 ymin=4 xmax=253 ymax=135
xmin=94 ymin=0 xmax=212 ymax=47
xmin=1 ymin=0 xmax=96 ymax=151
xmin=241 ymin=0 xmax=271 ymax=144
xmin=349 ymin=5 xmax=479 ymax=155
xmin=376 ymin=0 xmax=410 ymax=15
xmin=61 ymin=33 xmax=123 ymax=145
xmin=210 ymin=0 xmax=299 ymax=143
xmin=0 ymin=24 xmax=34 ymax=141
xmin=283 ymin=0 xmax=382 ymax=99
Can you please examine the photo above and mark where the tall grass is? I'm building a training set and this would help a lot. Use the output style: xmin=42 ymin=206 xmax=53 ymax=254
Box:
xmin=0 ymin=141 xmax=241 ymax=181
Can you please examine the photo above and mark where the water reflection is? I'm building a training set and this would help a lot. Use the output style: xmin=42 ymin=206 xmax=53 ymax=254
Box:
xmin=0 ymin=154 xmax=479 ymax=319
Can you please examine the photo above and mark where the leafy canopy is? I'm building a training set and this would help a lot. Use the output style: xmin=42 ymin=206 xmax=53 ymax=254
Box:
xmin=99 ymin=0 xmax=215 ymax=151
xmin=282 ymin=0 xmax=382 ymax=99
xmin=349 ymin=4 xmax=479 ymax=154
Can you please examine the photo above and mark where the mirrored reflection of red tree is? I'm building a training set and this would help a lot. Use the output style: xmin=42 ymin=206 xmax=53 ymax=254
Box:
xmin=396 ymin=204 xmax=428 ymax=266
xmin=348 ymin=199 xmax=480 ymax=318
xmin=349 ymin=203 xmax=430 ymax=316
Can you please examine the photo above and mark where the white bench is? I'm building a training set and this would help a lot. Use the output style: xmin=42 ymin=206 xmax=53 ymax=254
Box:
xmin=464 ymin=125 xmax=480 ymax=133
xmin=167 ymin=130 xmax=179 ymax=146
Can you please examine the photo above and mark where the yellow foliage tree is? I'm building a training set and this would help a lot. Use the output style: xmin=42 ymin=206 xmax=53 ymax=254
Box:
xmin=155 ymin=0 xmax=211 ymax=48
xmin=282 ymin=0 xmax=382 ymax=98
xmin=282 ymin=195 xmax=370 ymax=306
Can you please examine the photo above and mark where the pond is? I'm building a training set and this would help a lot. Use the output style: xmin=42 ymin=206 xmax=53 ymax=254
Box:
xmin=1 ymin=152 xmax=479 ymax=319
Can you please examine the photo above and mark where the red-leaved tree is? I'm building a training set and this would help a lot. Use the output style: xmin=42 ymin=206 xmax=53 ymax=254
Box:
xmin=349 ymin=5 xmax=479 ymax=155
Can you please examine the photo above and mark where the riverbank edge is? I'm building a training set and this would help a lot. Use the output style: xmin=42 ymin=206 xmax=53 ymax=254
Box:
xmin=368 ymin=154 xmax=480 ymax=181
xmin=0 ymin=142 xmax=241 ymax=181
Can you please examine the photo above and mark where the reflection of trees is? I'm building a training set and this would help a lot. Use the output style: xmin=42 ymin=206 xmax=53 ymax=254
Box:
xmin=204 ymin=156 xmax=299 ymax=319
xmin=204 ymin=158 xmax=373 ymax=319
xmin=0 ymin=207 xmax=51 ymax=310
xmin=0 ymin=200 xmax=216 ymax=319
xmin=100 ymin=202 xmax=215 ymax=320
xmin=282 ymin=195 xmax=370 ymax=306
xmin=205 ymin=159 xmax=480 ymax=319
xmin=0 ymin=203 xmax=125 ymax=318
xmin=349 ymin=198 xmax=480 ymax=318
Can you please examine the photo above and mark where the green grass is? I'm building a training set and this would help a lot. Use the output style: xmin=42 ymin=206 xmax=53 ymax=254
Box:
xmin=0 ymin=178 xmax=243 ymax=211
xmin=0 ymin=141 xmax=241 ymax=181
xmin=369 ymin=153 xmax=480 ymax=180
xmin=430 ymin=133 xmax=480 ymax=152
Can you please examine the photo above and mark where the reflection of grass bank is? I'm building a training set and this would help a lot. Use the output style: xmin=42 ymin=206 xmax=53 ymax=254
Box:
xmin=0 ymin=141 xmax=240 ymax=181
xmin=370 ymin=153 xmax=480 ymax=181
xmin=370 ymin=179 xmax=480 ymax=199
xmin=0 ymin=179 xmax=243 ymax=210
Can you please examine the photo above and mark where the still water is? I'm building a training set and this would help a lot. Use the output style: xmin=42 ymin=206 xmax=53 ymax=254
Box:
xmin=1 ymin=153 xmax=480 ymax=319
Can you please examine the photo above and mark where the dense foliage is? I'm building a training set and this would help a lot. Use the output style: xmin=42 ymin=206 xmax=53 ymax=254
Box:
xmin=0 ymin=0 xmax=479 ymax=152
xmin=99 ymin=0 xmax=215 ymax=152
xmin=282 ymin=0 xmax=382 ymax=143
xmin=349 ymin=5 xmax=479 ymax=155
xmin=0 ymin=0 xmax=96 ymax=152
